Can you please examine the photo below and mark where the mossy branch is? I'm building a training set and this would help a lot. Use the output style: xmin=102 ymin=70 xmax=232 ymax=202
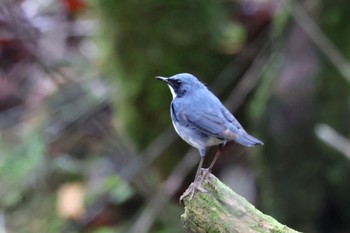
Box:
xmin=181 ymin=170 xmax=301 ymax=233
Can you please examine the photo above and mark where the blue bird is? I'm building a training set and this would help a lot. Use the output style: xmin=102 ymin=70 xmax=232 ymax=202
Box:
xmin=156 ymin=73 xmax=263 ymax=200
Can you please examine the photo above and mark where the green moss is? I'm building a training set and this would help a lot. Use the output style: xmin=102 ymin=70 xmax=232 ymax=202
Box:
xmin=181 ymin=172 xmax=300 ymax=233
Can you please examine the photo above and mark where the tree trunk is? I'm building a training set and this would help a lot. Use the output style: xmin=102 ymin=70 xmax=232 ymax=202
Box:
xmin=181 ymin=170 xmax=300 ymax=233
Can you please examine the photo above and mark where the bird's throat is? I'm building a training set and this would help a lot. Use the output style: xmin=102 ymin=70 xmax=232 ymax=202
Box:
xmin=168 ymin=85 xmax=177 ymax=99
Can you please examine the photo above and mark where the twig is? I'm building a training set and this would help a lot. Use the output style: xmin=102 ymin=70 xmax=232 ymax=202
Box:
xmin=225 ymin=42 xmax=272 ymax=109
xmin=126 ymin=150 xmax=198 ymax=233
xmin=315 ymin=123 xmax=350 ymax=160
xmin=283 ymin=0 xmax=350 ymax=82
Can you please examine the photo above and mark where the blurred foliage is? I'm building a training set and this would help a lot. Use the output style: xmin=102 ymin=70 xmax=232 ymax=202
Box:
xmin=252 ymin=2 xmax=350 ymax=232
xmin=6 ymin=193 xmax=63 ymax=233
xmin=92 ymin=0 xmax=241 ymax=148
xmin=102 ymin=175 xmax=133 ymax=204
xmin=0 ymin=128 xmax=63 ymax=232
xmin=1 ymin=0 xmax=350 ymax=233
xmin=319 ymin=0 xmax=350 ymax=57
xmin=0 ymin=130 xmax=45 ymax=207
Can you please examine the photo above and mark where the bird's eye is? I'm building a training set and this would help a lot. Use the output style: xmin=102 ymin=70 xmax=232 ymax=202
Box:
xmin=175 ymin=80 xmax=181 ymax=87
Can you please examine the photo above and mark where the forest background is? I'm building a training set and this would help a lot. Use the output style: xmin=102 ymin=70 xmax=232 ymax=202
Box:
xmin=1 ymin=0 xmax=350 ymax=232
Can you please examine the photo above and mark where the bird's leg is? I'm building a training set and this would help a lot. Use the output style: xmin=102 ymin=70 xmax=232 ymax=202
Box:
xmin=208 ymin=144 xmax=224 ymax=171
xmin=194 ymin=155 xmax=204 ymax=182
xmin=179 ymin=157 xmax=207 ymax=202
xmin=201 ymin=144 xmax=224 ymax=182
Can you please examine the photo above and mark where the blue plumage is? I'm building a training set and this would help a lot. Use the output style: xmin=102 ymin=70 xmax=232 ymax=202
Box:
xmin=156 ymin=73 xmax=263 ymax=201
xmin=157 ymin=73 xmax=263 ymax=157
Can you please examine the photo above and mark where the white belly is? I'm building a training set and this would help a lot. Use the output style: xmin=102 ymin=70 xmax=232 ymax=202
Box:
xmin=172 ymin=120 xmax=224 ymax=151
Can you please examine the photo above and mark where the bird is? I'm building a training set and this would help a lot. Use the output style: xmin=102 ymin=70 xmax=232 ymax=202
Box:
xmin=155 ymin=73 xmax=263 ymax=201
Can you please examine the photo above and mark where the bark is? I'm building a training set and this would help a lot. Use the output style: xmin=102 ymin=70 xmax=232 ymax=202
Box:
xmin=181 ymin=170 xmax=300 ymax=233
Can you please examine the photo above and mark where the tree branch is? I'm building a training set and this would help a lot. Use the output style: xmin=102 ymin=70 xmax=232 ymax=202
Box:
xmin=181 ymin=170 xmax=300 ymax=233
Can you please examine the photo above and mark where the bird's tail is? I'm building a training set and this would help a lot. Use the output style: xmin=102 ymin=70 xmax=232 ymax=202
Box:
xmin=235 ymin=133 xmax=263 ymax=147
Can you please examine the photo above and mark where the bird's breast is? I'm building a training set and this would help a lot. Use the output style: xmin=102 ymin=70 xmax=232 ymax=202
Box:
xmin=172 ymin=120 xmax=204 ymax=149
xmin=172 ymin=120 xmax=224 ymax=150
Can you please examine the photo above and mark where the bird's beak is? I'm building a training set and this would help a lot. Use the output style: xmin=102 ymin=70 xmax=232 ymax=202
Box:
xmin=156 ymin=76 xmax=174 ymax=87
xmin=156 ymin=76 xmax=177 ymax=98
xmin=155 ymin=76 xmax=168 ymax=83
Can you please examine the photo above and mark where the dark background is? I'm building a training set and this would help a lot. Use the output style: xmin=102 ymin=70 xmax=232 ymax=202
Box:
xmin=1 ymin=0 xmax=350 ymax=232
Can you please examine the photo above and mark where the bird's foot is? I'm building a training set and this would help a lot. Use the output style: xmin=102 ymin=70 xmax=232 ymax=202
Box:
xmin=179 ymin=180 xmax=207 ymax=202
xmin=199 ymin=168 xmax=212 ymax=184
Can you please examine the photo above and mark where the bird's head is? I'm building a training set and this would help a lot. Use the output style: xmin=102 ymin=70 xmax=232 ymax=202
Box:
xmin=155 ymin=73 xmax=205 ymax=98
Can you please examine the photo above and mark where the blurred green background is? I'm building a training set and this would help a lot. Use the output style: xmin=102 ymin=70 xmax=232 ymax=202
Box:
xmin=1 ymin=0 xmax=350 ymax=232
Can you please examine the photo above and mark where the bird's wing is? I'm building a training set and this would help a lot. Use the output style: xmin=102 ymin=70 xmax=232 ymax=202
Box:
xmin=171 ymin=89 xmax=245 ymax=140
xmin=183 ymin=108 xmax=240 ymax=140
xmin=220 ymin=107 xmax=244 ymax=131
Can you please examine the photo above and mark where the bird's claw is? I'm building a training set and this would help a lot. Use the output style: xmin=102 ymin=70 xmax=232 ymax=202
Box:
xmin=179 ymin=181 xmax=207 ymax=203
xmin=200 ymin=168 xmax=211 ymax=183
